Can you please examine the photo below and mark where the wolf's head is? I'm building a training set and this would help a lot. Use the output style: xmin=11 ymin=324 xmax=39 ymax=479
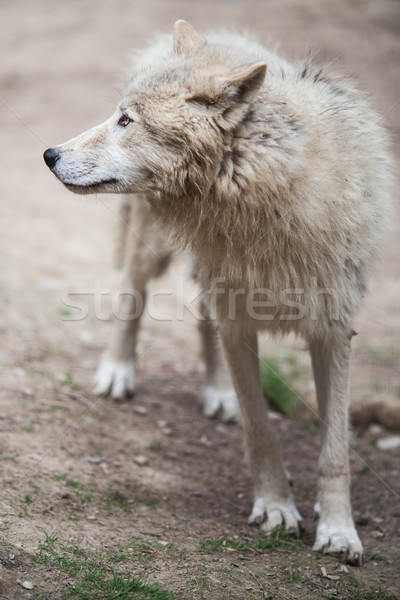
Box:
xmin=43 ymin=21 xmax=266 ymax=199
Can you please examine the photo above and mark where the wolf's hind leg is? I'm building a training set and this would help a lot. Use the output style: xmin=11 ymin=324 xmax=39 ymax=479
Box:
xmin=220 ymin=327 xmax=302 ymax=533
xmin=310 ymin=332 xmax=363 ymax=565
xmin=94 ymin=195 xmax=173 ymax=399
xmin=198 ymin=298 xmax=239 ymax=422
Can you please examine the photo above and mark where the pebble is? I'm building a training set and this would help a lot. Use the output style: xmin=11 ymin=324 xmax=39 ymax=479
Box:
xmin=133 ymin=406 xmax=148 ymax=415
xmin=87 ymin=515 xmax=96 ymax=521
xmin=84 ymin=456 xmax=104 ymax=464
xmin=200 ymin=435 xmax=212 ymax=447
xmin=371 ymin=530 xmax=384 ymax=538
xmin=133 ymin=455 xmax=148 ymax=466
xmin=339 ymin=565 xmax=349 ymax=573
xmin=21 ymin=388 xmax=34 ymax=397
xmin=215 ymin=425 xmax=227 ymax=435
xmin=17 ymin=580 xmax=34 ymax=590
xmin=377 ymin=436 xmax=400 ymax=451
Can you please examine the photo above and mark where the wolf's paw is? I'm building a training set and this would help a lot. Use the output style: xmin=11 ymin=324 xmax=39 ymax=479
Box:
xmin=248 ymin=497 xmax=302 ymax=535
xmin=313 ymin=521 xmax=363 ymax=565
xmin=94 ymin=354 xmax=136 ymax=400
xmin=202 ymin=386 xmax=239 ymax=422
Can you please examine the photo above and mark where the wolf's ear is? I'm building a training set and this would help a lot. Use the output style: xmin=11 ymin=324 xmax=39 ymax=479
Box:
xmin=216 ymin=62 xmax=267 ymax=105
xmin=187 ymin=62 xmax=267 ymax=129
xmin=173 ymin=20 xmax=206 ymax=54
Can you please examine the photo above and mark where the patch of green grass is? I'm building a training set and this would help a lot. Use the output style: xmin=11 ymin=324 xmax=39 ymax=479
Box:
xmin=58 ymin=307 xmax=73 ymax=318
xmin=65 ymin=372 xmax=81 ymax=390
xmin=259 ymin=357 xmax=298 ymax=417
xmin=279 ymin=567 xmax=308 ymax=585
xmin=105 ymin=489 xmax=131 ymax=512
xmin=19 ymin=508 xmax=33 ymax=519
xmin=145 ymin=443 xmax=159 ymax=452
xmin=35 ymin=535 xmax=177 ymax=600
xmin=200 ymin=528 xmax=300 ymax=554
xmin=301 ymin=419 xmax=315 ymax=431
xmin=53 ymin=473 xmax=67 ymax=481
xmin=286 ymin=353 xmax=298 ymax=366
xmin=371 ymin=380 xmax=383 ymax=393
xmin=66 ymin=479 xmax=80 ymax=488
xmin=134 ymin=495 xmax=157 ymax=507
xmin=23 ymin=494 xmax=33 ymax=504
xmin=109 ymin=540 xmax=159 ymax=564
xmin=371 ymin=554 xmax=387 ymax=562
xmin=348 ymin=581 xmax=398 ymax=600
xmin=366 ymin=345 xmax=381 ymax=357
xmin=361 ymin=462 xmax=371 ymax=475
xmin=22 ymin=423 xmax=35 ymax=432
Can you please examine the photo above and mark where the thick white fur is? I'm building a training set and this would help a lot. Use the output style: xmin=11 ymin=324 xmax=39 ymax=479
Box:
xmin=46 ymin=21 xmax=395 ymax=564
xmin=92 ymin=196 xmax=238 ymax=420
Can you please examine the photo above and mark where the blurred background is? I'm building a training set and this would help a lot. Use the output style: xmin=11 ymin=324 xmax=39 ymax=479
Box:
xmin=0 ymin=1 xmax=400 ymax=596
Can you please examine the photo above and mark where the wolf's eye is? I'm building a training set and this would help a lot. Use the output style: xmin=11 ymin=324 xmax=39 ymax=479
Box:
xmin=118 ymin=114 xmax=132 ymax=127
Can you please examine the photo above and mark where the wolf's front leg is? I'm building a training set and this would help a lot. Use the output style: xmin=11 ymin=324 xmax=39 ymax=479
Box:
xmin=198 ymin=299 xmax=239 ymax=422
xmin=220 ymin=327 xmax=302 ymax=533
xmin=94 ymin=286 xmax=147 ymax=399
xmin=94 ymin=196 xmax=173 ymax=399
xmin=310 ymin=333 xmax=363 ymax=565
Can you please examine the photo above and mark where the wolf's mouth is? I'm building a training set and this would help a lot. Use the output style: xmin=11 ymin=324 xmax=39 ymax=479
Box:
xmin=66 ymin=178 xmax=118 ymax=188
xmin=63 ymin=179 xmax=119 ymax=193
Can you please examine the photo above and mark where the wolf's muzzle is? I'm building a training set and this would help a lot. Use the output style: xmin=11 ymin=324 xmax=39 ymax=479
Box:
xmin=43 ymin=147 xmax=60 ymax=170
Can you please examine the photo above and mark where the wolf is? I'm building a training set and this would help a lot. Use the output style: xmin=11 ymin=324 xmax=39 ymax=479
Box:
xmin=43 ymin=21 xmax=394 ymax=564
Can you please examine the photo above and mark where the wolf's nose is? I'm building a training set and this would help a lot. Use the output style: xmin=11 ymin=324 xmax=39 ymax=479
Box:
xmin=43 ymin=147 xmax=60 ymax=169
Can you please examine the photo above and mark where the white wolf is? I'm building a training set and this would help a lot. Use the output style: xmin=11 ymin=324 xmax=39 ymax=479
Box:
xmin=44 ymin=21 xmax=394 ymax=565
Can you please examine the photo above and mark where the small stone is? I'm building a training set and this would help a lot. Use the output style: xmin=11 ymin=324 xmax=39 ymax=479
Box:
xmin=21 ymin=388 xmax=34 ymax=397
xmin=157 ymin=420 xmax=168 ymax=429
xmin=13 ymin=368 xmax=25 ymax=378
xmin=268 ymin=410 xmax=281 ymax=421
xmin=162 ymin=428 xmax=173 ymax=436
xmin=9 ymin=553 xmax=15 ymax=560
xmin=215 ymin=425 xmax=227 ymax=435
xmin=340 ymin=565 xmax=349 ymax=573
xmin=158 ymin=540 xmax=169 ymax=546
xmin=17 ymin=581 xmax=34 ymax=590
xmin=321 ymin=567 xmax=328 ymax=578
xmin=133 ymin=406 xmax=148 ymax=415
xmin=87 ymin=515 xmax=96 ymax=521
xmin=133 ymin=455 xmax=148 ymax=466
xmin=84 ymin=456 xmax=104 ymax=464
xmin=23 ymin=581 xmax=34 ymax=590
xmin=371 ymin=530 xmax=384 ymax=538
xmin=377 ymin=436 xmax=400 ymax=451
xmin=200 ymin=435 xmax=212 ymax=447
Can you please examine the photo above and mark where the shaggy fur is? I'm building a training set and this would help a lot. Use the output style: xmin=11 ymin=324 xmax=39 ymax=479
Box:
xmin=44 ymin=21 xmax=395 ymax=565
xmin=93 ymin=195 xmax=238 ymax=421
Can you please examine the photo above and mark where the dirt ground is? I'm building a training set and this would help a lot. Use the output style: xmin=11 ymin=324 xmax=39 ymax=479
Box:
xmin=1 ymin=0 xmax=400 ymax=598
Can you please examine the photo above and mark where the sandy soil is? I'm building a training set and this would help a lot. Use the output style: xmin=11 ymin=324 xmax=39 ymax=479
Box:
xmin=1 ymin=0 xmax=399 ymax=598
